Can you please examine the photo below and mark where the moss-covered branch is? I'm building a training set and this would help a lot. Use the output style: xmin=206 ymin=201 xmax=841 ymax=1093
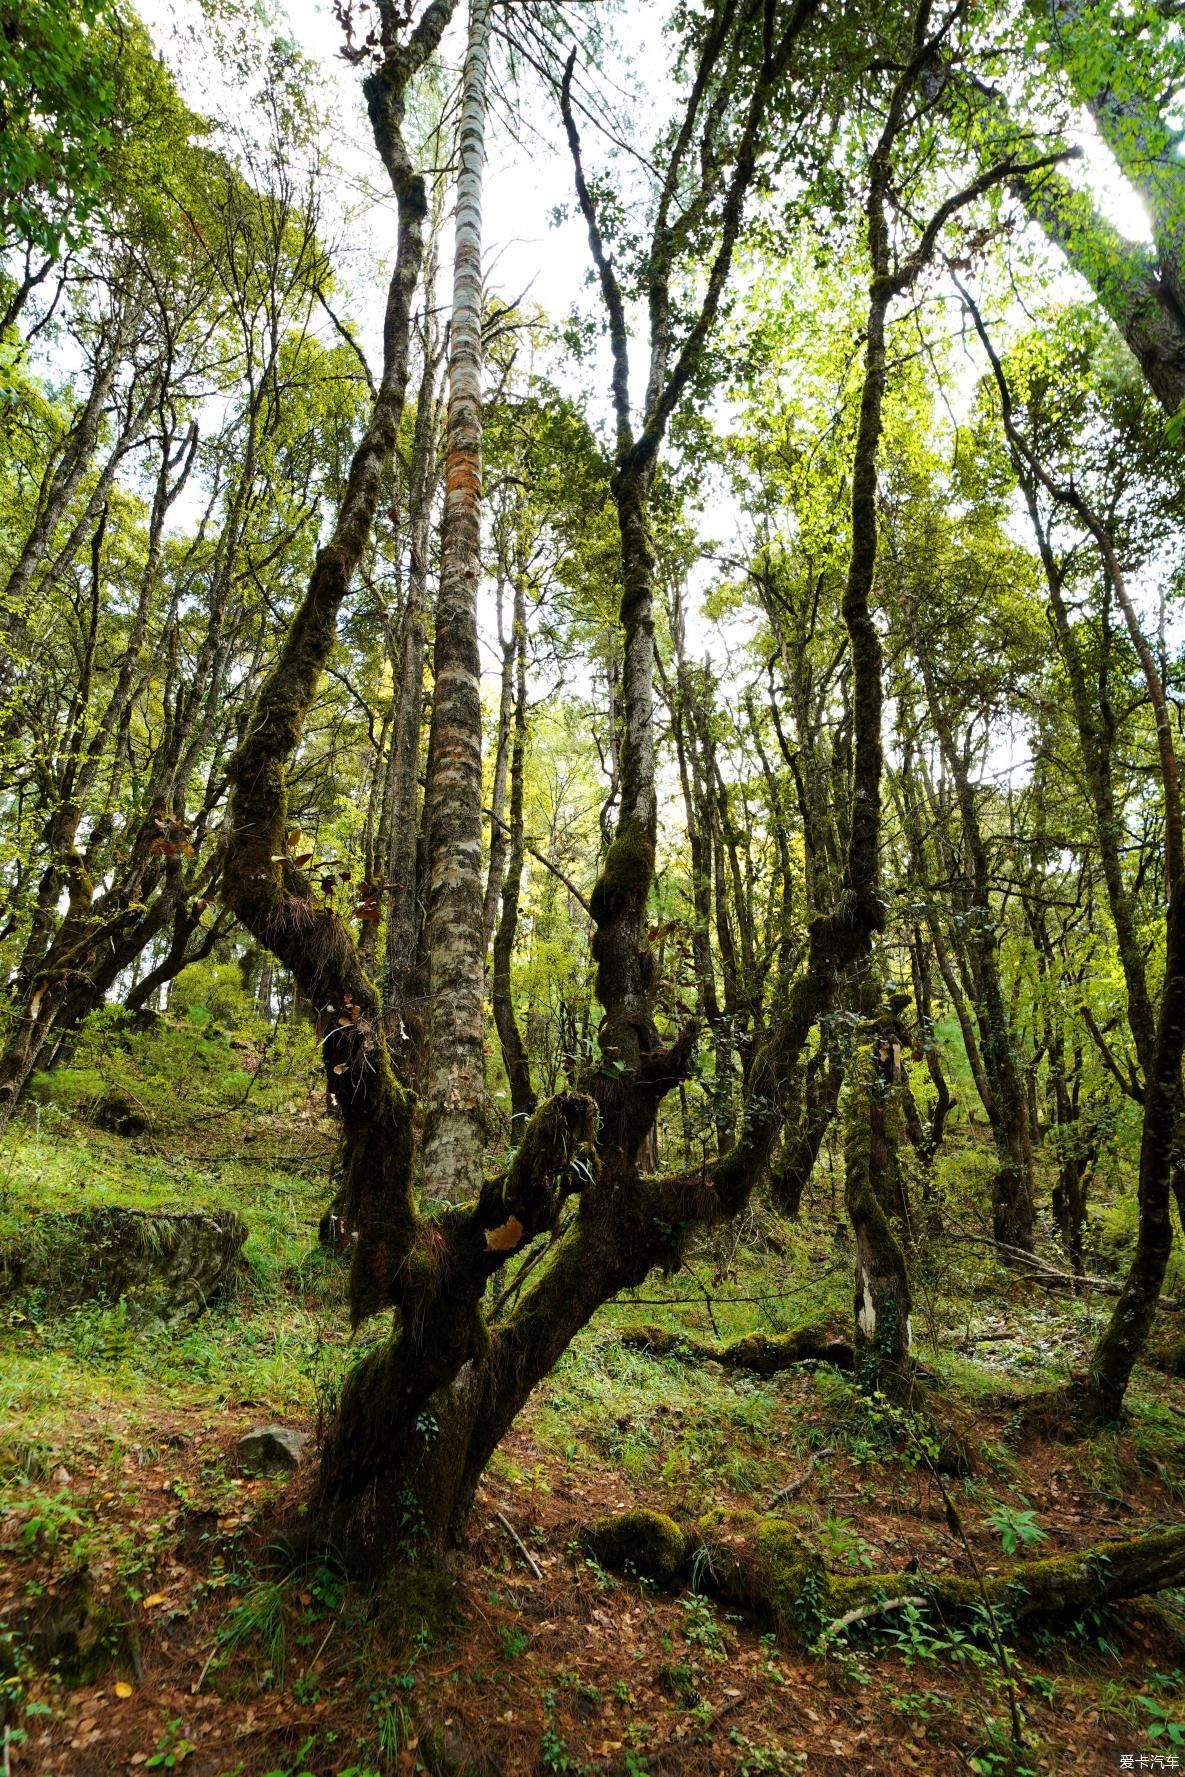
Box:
xmin=582 ymin=1508 xmax=1185 ymax=1646
xmin=618 ymin=1322 xmax=854 ymax=1373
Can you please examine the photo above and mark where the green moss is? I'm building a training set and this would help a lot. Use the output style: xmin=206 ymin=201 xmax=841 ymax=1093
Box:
xmin=619 ymin=1324 xmax=691 ymax=1358
xmin=618 ymin=1323 xmax=853 ymax=1373
xmin=26 ymin=1566 xmax=134 ymax=1685
xmin=589 ymin=828 xmax=654 ymax=927
xmin=1148 ymin=1334 xmax=1185 ymax=1378
xmin=378 ymin=1566 xmax=459 ymax=1642
xmin=721 ymin=1328 xmax=853 ymax=1374
xmin=754 ymin=1519 xmax=825 ymax=1609
xmin=582 ymin=1509 xmax=687 ymax=1582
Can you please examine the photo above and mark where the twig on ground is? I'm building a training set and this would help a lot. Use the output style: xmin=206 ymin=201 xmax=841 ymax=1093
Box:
xmin=943 ymin=1232 xmax=1180 ymax=1310
xmin=496 ymin=1509 xmax=543 ymax=1579
xmin=765 ymin=1445 xmax=836 ymax=1510
xmin=304 ymin=1599 xmax=345 ymax=1677
xmin=816 ymin=1593 xmax=927 ymax=1647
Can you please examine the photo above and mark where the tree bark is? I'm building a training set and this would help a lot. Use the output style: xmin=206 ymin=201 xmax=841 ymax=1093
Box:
xmin=385 ymin=277 xmax=444 ymax=1082
xmin=421 ymin=0 xmax=493 ymax=1201
xmin=845 ymin=1003 xmax=914 ymax=1396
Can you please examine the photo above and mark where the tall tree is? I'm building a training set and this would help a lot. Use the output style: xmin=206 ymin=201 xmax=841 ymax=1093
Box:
xmin=421 ymin=0 xmax=493 ymax=1199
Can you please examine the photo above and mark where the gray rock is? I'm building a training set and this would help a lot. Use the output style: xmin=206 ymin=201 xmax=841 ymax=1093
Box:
xmin=235 ymin=1425 xmax=310 ymax=1476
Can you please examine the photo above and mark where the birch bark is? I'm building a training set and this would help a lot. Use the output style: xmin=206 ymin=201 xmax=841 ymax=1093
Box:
xmin=421 ymin=0 xmax=493 ymax=1199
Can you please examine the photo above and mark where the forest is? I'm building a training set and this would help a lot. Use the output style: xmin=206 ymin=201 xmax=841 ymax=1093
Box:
xmin=2 ymin=0 xmax=1185 ymax=1770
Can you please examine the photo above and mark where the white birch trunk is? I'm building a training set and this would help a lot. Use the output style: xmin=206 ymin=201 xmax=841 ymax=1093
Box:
xmin=421 ymin=0 xmax=492 ymax=1198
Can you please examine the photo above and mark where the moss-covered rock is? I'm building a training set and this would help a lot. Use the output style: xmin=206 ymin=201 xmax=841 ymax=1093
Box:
xmin=1146 ymin=1333 xmax=1185 ymax=1378
xmin=0 ymin=1206 xmax=247 ymax=1322
xmin=89 ymin=1088 xmax=152 ymax=1138
xmin=25 ymin=1566 xmax=134 ymax=1685
xmin=582 ymin=1509 xmax=687 ymax=1582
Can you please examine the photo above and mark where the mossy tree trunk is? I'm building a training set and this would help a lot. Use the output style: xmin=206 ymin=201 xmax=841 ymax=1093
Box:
xmin=916 ymin=654 xmax=1036 ymax=1253
xmin=482 ymin=568 xmax=515 ymax=960
xmin=1084 ymin=875 xmax=1185 ymax=1419
xmin=1016 ymin=0 xmax=1185 ymax=419
xmin=582 ymin=1508 xmax=1185 ymax=1645
xmin=844 ymin=1003 xmax=913 ymax=1395
xmin=768 ymin=1042 xmax=844 ymax=1219
xmin=491 ymin=575 xmax=536 ymax=1132
xmin=384 ymin=263 xmax=445 ymax=1084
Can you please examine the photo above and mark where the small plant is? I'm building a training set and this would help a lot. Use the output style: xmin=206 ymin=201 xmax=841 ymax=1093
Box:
xmin=146 ymin=1717 xmax=197 ymax=1769
xmin=680 ymin=1590 xmax=726 ymax=1657
xmin=540 ymin=1687 xmax=584 ymax=1774
xmin=375 ymin=1696 xmax=413 ymax=1764
xmin=729 ymin=1728 xmax=806 ymax=1774
xmin=499 ymin=1623 xmax=530 ymax=1660
xmin=213 ymin=1580 xmax=288 ymax=1684
xmin=816 ymin=1514 xmax=877 ymax=1573
xmin=9 ymin=1492 xmax=85 ymax=1554
xmin=1140 ymin=1694 xmax=1185 ymax=1747
xmin=985 ymin=1501 xmax=1048 ymax=1557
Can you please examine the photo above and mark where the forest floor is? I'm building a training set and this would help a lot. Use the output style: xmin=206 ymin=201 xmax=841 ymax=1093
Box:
xmin=1 ymin=1007 xmax=1184 ymax=1777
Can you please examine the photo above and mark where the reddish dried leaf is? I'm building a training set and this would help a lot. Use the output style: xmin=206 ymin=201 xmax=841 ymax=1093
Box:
xmin=484 ymin=1215 xmax=525 ymax=1253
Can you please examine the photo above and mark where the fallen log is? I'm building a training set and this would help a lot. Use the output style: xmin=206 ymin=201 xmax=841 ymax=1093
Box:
xmin=943 ymin=1233 xmax=1181 ymax=1312
xmin=581 ymin=1507 xmax=1185 ymax=1646
xmin=618 ymin=1322 xmax=854 ymax=1373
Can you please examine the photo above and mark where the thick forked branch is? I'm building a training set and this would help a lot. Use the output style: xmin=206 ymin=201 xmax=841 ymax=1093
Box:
xmin=560 ymin=49 xmax=633 ymax=458
xmin=222 ymin=0 xmax=458 ymax=1305
xmin=633 ymin=0 xmax=819 ymax=470
xmin=561 ymin=0 xmax=818 ymax=1085
xmin=491 ymin=577 xmax=537 ymax=1130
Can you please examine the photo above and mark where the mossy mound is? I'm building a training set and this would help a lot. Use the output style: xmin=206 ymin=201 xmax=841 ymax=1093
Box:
xmin=89 ymin=1088 xmax=153 ymax=1138
xmin=419 ymin=1721 xmax=501 ymax=1775
xmin=582 ymin=1509 xmax=687 ymax=1582
xmin=618 ymin=1322 xmax=853 ymax=1373
xmin=1147 ymin=1333 xmax=1185 ymax=1378
xmin=0 ymin=1205 xmax=247 ymax=1322
xmin=23 ymin=1565 xmax=134 ymax=1685
xmin=618 ymin=1323 xmax=684 ymax=1358
xmin=378 ymin=1566 xmax=461 ymax=1643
